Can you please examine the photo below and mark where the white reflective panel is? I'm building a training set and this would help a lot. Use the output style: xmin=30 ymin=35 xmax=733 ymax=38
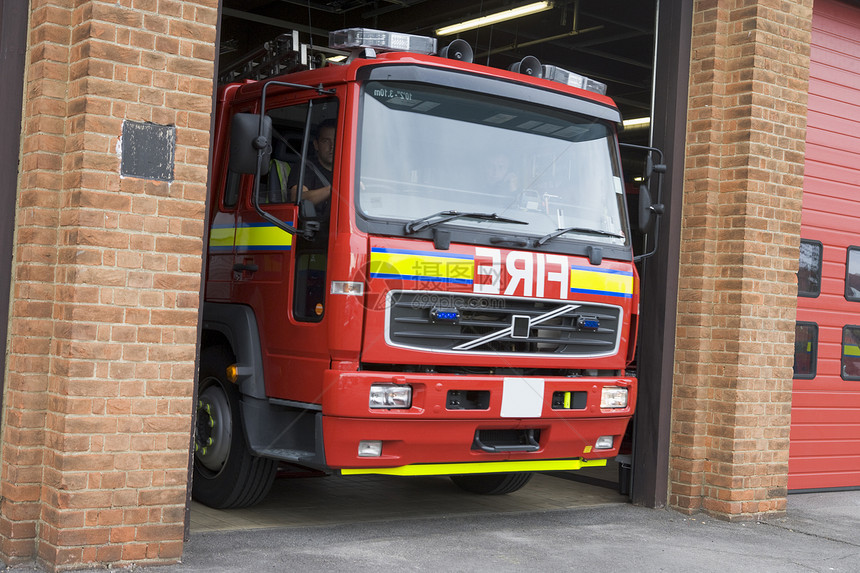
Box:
xmin=501 ymin=378 xmax=544 ymax=418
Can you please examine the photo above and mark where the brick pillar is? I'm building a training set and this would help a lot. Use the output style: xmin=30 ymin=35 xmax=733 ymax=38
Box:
xmin=1 ymin=0 xmax=217 ymax=568
xmin=670 ymin=0 xmax=813 ymax=519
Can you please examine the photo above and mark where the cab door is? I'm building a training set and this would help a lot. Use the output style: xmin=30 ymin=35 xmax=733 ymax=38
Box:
xmin=232 ymin=93 xmax=341 ymax=404
xmin=206 ymin=166 xmax=240 ymax=302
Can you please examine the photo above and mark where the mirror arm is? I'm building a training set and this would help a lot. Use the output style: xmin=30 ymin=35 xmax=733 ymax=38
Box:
xmin=295 ymin=101 xmax=315 ymax=206
xmin=247 ymin=82 xmax=298 ymax=236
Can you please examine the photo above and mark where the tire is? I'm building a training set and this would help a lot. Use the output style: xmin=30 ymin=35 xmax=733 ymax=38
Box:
xmin=450 ymin=472 xmax=533 ymax=495
xmin=192 ymin=347 xmax=277 ymax=509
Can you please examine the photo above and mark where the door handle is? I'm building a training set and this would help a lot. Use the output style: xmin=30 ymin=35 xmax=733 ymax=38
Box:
xmin=232 ymin=262 xmax=259 ymax=273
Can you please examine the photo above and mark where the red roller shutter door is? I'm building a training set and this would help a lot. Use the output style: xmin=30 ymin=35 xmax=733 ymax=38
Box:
xmin=790 ymin=0 xmax=860 ymax=490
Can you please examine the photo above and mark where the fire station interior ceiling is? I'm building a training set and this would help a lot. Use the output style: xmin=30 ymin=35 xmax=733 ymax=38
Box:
xmin=218 ymin=0 xmax=657 ymax=144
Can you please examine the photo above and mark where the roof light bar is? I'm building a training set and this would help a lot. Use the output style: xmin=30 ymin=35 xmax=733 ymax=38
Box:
xmin=329 ymin=28 xmax=437 ymax=55
xmin=327 ymin=26 xmax=609 ymax=99
xmin=542 ymin=65 xmax=607 ymax=95
xmin=436 ymin=2 xmax=553 ymax=36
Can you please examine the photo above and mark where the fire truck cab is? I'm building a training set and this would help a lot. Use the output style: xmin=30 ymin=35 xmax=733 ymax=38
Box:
xmin=195 ymin=28 xmax=659 ymax=509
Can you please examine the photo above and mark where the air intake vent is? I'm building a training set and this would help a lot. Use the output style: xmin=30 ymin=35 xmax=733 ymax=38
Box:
xmin=386 ymin=291 xmax=621 ymax=357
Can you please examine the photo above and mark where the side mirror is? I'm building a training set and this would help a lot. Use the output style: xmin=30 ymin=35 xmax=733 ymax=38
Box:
xmin=638 ymin=184 xmax=664 ymax=234
xmin=230 ymin=113 xmax=272 ymax=175
xmin=644 ymin=155 xmax=668 ymax=179
xmin=637 ymin=156 xmax=666 ymax=234
xmin=620 ymin=141 xmax=667 ymax=262
xmin=638 ymin=184 xmax=654 ymax=234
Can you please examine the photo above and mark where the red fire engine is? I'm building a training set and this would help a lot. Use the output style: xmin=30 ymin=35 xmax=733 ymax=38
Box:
xmin=195 ymin=29 xmax=663 ymax=508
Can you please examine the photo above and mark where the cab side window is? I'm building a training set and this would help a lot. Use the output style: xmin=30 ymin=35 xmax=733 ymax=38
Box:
xmin=264 ymin=98 xmax=340 ymax=322
xmin=257 ymin=136 xmax=294 ymax=205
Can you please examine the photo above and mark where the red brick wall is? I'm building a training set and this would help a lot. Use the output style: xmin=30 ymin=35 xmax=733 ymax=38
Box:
xmin=1 ymin=0 xmax=217 ymax=568
xmin=671 ymin=0 xmax=813 ymax=519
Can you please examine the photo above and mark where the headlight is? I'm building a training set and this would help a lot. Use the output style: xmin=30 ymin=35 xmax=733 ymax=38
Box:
xmin=595 ymin=435 xmax=614 ymax=450
xmin=369 ymin=384 xmax=412 ymax=409
xmin=600 ymin=386 xmax=628 ymax=408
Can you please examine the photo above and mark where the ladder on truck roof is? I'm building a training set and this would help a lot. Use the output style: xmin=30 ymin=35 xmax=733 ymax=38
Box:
xmin=218 ymin=31 xmax=346 ymax=84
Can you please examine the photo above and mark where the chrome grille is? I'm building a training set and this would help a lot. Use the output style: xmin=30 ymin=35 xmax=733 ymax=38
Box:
xmin=386 ymin=291 xmax=621 ymax=356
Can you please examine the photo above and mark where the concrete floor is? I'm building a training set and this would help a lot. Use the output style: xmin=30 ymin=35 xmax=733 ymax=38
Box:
xmin=171 ymin=490 xmax=860 ymax=573
xmin=190 ymin=463 xmax=626 ymax=532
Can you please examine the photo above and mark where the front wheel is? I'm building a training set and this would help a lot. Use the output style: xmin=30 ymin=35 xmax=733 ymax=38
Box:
xmin=450 ymin=472 xmax=533 ymax=495
xmin=192 ymin=347 xmax=277 ymax=509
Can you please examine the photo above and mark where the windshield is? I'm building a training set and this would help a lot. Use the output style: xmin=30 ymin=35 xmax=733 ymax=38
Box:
xmin=356 ymin=80 xmax=629 ymax=247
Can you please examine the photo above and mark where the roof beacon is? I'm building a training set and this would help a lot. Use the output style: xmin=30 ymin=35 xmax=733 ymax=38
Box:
xmin=329 ymin=28 xmax=437 ymax=56
xmin=542 ymin=64 xmax=607 ymax=95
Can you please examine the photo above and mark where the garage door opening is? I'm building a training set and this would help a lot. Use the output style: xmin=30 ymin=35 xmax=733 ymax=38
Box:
xmin=190 ymin=0 xmax=668 ymax=531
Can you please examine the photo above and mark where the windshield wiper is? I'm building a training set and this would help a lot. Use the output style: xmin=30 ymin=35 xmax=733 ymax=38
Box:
xmin=534 ymin=226 xmax=625 ymax=247
xmin=404 ymin=211 xmax=528 ymax=235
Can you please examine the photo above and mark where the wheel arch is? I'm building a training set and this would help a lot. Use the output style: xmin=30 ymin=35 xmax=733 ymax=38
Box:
xmin=200 ymin=302 xmax=326 ymax=470
xmin=201 ymin=302 xmax=266 ymax=399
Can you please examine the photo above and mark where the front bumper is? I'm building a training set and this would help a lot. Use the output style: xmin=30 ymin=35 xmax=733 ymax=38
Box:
xmin=321 ymin=370 xmax=636 ymax=470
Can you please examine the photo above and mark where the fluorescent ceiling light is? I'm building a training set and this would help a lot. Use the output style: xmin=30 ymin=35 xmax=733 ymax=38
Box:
xmin=436 ymin=2 xmax=553 ymax=37
xmin=622 ymin=117 xmax=651 ymax=129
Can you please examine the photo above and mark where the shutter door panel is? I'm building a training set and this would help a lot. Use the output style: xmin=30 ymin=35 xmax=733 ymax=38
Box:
xmin=790 ymin=0 xmax=860 ymax=491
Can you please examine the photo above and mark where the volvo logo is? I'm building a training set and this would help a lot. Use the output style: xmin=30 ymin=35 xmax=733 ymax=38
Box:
xmin=511 ymin=315 xmax=531 ymax=338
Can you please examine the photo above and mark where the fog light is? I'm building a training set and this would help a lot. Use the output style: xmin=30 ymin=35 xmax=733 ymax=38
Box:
xmin=358 ymin=440 xmax=383 ymax=457
xmin=369 ymin=384 xmax=412 ymax=409
xmin=600 ymin=386 xmax=628 ymax=408
xmin=595 ymin=435 xmax=614 ymax=450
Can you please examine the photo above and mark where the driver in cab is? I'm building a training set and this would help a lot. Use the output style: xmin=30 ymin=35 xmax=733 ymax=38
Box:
xmin=290 ymin=118 xmax=336 ymax=216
